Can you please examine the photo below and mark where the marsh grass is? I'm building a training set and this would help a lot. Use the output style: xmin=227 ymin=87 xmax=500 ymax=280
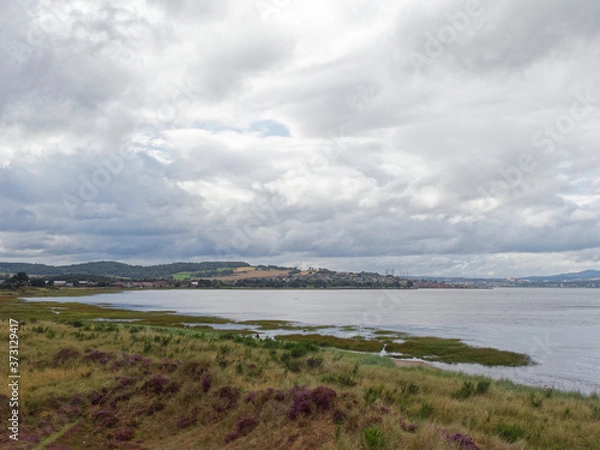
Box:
xmin=386 ymin=336 xmax=532 ymax=366
xmin=275 ymin=333 xmax=531 ymax=366
xmin=1 ymin=295 xmax=599 ymax=449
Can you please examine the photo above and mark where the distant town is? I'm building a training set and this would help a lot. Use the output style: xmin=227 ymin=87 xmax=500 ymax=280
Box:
xmin=1 ymin=261 xmax=599 ymax=291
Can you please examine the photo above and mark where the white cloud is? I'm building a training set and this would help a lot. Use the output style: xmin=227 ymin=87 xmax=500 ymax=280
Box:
xmin=0 ymin=0 xmax=599 ymax=276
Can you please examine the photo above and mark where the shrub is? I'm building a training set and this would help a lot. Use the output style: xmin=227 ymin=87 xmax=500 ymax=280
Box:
xmin=113 ymin=427 xmax=135 ymax=441
xmin=475 ymin=380 xmax=491 ymax=395
xmin=310 ymin=386 xmax=337 ymax=411
xmin=288 ymin=386 xmax=337 ymax=420
xmin=141 ymin=374 xmax=179 ymax=395
xmin=288 ymin=390 xmax=312 ymax=420
xmin=202 ymin=374 xmax=212 ymax=393
xmin=145 ymin=401 xmax=165 ymax=416
xmin=419 ymin=401 xmax=435 ymax=419
xmin=495 ymin=423 xmax=526 ymax=443
xmin=453 ymin=381 xmax=475 ymax=399
xmin=322 ymin=374 xmax=357 ymax=387
xmin=84 ymin=349 xmax=113 ymax=365
xmin=244 ymin=391 xmax=257 ymax=403
xmin=90 ymin=389 xmax=108 ymax=406
xmin=224 ymin=416 xmax=258 ymax=443
xmin=213 ymin=386 xmax=241 ymax=412
xmin=441 ymin=430 xmax=481 ymax=450
xmin=401 ymin=383 xmax=419 ymax=395
xmin=159 ymin=358 xmax=181 ymax=373
xmin=363 ymin=426 xmax=383 ymax=449
xmin=181 ymin=360 xmax=209 ymax=376
xmin=306 ymin=356 xmax=324 ymax=369
xmin=92 ymin=410 xmax=118 ymax=428
xmin=115 ymin=377 xmax=139 ymax=390
xmin=528 ymin=392 xmax=543 ymax=408
xmin=176 ymin=415 xmax=197 ymax=430
xmin=333 ymin=408 xmax=346 ymax=424
xmin=399 ymin=418 xmax=418 ymax=433
xmin=53 ymin=348 xmax=82 ymax=366
xmin=364 ymin=386 xmax=383 ymax=405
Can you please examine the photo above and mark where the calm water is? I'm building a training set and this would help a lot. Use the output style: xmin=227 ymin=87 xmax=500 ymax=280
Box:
xmin=27 ymin=288 xmax=600 ymax=394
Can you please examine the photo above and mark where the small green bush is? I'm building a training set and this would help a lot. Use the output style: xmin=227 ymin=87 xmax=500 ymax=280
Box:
xmin=528 ymin=392 xmax=543 ymax=408
xmin=364 ymin=386 xmax=383 ymax=405
xmin=363 ymin=426 xmax=383 ymax=449
xmin=419 ymin=401 xmax=435 ymax=419
xmin=495 ymin=422 xmax=526 ymax=443
xmin=476 ymin=380 xmax=491 ymax=394
xmin=453 ymin=381 xmax=474 ymax=399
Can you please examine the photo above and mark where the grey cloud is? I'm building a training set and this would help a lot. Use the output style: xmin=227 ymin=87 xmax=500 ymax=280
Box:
xmin=0 ymin=0 xmax=599 ymax=276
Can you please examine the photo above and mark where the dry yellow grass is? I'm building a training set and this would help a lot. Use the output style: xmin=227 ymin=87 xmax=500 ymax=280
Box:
xmin=0 ymin=316 xmax=599 ymax=449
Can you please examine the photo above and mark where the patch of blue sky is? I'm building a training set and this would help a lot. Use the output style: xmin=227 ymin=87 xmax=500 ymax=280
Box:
xmin=249 ymin=120 xmax=291 ymax=137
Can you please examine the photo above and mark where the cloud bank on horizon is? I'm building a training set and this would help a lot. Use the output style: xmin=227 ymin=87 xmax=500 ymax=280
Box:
xmin=1 ymin=0 xmax=599 ymax=277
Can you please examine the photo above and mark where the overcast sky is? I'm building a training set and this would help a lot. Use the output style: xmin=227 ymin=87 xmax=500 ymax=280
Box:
xmin=1 ymin=0 xmax=599 ymax=277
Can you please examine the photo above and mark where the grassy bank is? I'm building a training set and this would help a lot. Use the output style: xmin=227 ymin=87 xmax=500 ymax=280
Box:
xmin=12 ymin=287 xmax=125 ymax=298
xmin=1 ymin=295 xmax=599 ymax=449
xmin=275 ymin=334 xmax=532 ymax=366
xmin=4 ymin=291 xmax=532 ymax=366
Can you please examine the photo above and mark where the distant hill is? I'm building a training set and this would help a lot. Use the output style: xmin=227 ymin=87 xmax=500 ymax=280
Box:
xmin=0 ymin=261 xmax=250 ymax=279
xmin=521 ymin=270 xmax=600 ymax=281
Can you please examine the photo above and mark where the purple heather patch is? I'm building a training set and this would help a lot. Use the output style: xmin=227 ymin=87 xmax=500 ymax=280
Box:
xmin=141 ymin=374 xmax=179 ymax=395
xmin=145 ymin=401 xmax=165 ymax=416
xmin=202 ymin=374 xmax=212 ymax=393
xmin=400 ymin=418 xmax=419 ymax=433
xmin=92 ymin=410 xmax=119 ymax=428
xmin=53 ymin=348 xmax=82 ymax=365
xmin=84 ymin=349 xmax=114 ymax=365
xmin=440 ymin=429 xmax=481 ymax=450
xmin=244 ymin=391 xmax=257 ymax=403
xmin=224 ymin=416 xmax=259 ymax=443
xmin=160 ymin=358 xmax=183 ymax=373
xmin=113 ymin=427 xmax=135 ymax=441
xmin=176 ymin=415 xmax=197 ymax=430
xmin=288 ymin=386 xmax=337 ymax=420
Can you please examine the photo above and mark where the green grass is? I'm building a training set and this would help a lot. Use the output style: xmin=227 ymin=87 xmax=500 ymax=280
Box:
xmin=274 ymin=333 xmax=531 ymax=366
xmin=1 ymin=317 xmax=599 ymax=449
xmin=276 ymin=333 xmax=385 ymax=353
xmin=172 ymin=271 xmax=193 ymax=280
xmin=1 ymin=295 xmax=531 ymax=367
xmin=239 ymin=320 xmax=330 ymax=331
xmin=0 ymin=295 xmax=234 ymax=329
xmin=372 ymin=329 xmax=408 ymax=338
xmin=17 ymin=286 xmax=124 ymax=297
xmin=385 ymin=336 xmax=532 ymax=366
